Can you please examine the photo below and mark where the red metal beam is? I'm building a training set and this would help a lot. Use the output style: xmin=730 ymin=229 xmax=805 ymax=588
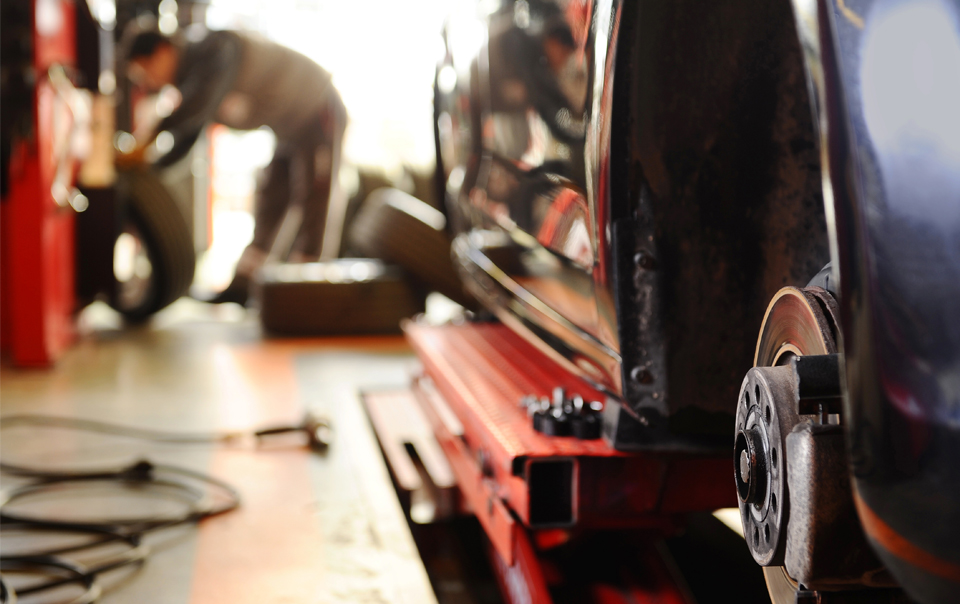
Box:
xmin=405 ymin=321 xmax=735 ymax=535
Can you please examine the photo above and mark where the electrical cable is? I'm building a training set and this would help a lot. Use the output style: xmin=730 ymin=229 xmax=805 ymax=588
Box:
xmin=0 ymin=412 xmax=332 ymax=452
xmin=0 ymin=572 xmax=15 ymax=604
xmin=0 ymin=523 xmax=148 ymax=604
xmin=1 ymin=524 xmax=142 ymax=559
xmin=0 ymin=462 xmax=234 ymax=604
xmin=0 ymin=414 xmax=318 ymax=603
xmin=0 ymin=414 xmax=236 ymax=443
xmin=0 ymin=463 xmax=240 ymax=533
xmin=1 ymin=556 xmax=101 ymax=604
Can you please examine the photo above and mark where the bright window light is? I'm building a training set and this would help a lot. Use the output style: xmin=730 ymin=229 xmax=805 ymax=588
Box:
xmin=206 ymin=0 xmax=477 ymax=174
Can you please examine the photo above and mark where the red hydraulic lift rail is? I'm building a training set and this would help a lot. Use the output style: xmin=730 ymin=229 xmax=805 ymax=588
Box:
xmin=404 ymin=319 xmax=734 ymax=604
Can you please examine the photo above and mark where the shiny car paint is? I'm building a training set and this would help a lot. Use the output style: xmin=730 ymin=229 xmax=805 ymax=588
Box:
xmin=793 ymin=0 xmax=960 ymax=601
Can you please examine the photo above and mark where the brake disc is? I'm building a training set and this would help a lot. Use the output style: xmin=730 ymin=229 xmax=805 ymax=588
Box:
xmin=739 ymin=286 xmax=839 ymax=604
xmin=754 ymin=287 xmax=838 ymax=368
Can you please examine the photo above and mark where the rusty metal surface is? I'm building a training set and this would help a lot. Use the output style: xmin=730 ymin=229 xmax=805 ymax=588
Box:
xmin=611 ymin=0 xmax=829 ymax=429
xmin=612 ymin=197 xmax=668 ymax=426
xmin=785 ymin=423 xmax=892 ymax=590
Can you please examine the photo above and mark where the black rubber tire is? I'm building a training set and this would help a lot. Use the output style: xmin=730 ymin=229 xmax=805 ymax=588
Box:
xmin=257 ymin=260 xmax=426 ymax=335
xmin=347 ymin=187 xmax=475 ymax=308
xmin=110 ymin=168 xmax=196 ymax=321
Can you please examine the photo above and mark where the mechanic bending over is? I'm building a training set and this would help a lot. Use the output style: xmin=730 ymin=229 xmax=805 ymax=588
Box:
xmin=123 ymin=28 xmax=347 ymax=305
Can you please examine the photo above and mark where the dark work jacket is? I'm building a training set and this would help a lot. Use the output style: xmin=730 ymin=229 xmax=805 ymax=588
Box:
xmin=157 ymin=30 xmax=333 ymax=167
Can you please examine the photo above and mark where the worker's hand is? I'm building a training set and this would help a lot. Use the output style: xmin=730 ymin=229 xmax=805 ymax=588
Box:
xmin=115 ymin=145 xmax=148 ymax=169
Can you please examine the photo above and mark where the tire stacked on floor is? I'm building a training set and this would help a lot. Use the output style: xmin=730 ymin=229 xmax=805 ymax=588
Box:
xmin=257 ymin=260 xmax=426 ymax=335
xmin=111 ymin=168 xmax=196 ymax=322
xmin=257 ymin=187 xmax=474 ymax=336
xmin=347 ymin=187 xmax=475 ymax=309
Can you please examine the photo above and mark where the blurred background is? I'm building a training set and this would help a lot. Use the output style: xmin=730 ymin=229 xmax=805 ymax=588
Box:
xmin=3 ymin=0 xmax=487 ymax=360
xmin=109 ymin=0 xmax=461 ymax=293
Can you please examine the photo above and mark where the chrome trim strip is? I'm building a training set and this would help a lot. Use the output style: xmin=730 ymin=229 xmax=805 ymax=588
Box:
xmin=453 ymin=235 xmax=623 ymax=397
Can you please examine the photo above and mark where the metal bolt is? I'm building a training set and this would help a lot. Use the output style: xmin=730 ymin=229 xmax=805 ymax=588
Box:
xmin=795 ymin=590 xmax=820 ymax=604
xmin=735 ymin=429 xmax=765 ymax=504
xmin=740 ymin=449 xmax=751 ymax=484
xmin=630 ymin=366 xmax=654 ymax=385
xmin=634 ymin=250 xmax=657 ymax=270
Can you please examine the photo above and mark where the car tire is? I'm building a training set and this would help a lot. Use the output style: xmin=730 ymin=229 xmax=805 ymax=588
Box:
xmin=348 ymin=187 xmax=475 ymax=308
xmin=110 ymin=168 xmax=196 ymax=321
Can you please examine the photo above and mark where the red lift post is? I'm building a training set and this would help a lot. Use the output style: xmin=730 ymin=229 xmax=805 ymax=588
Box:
xmin=2 ymin=0 xmax=79 ymax=366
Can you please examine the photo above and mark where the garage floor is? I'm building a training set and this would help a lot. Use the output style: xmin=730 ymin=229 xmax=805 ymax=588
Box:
xmin=0 ymin=300 xmax=437 ymax=604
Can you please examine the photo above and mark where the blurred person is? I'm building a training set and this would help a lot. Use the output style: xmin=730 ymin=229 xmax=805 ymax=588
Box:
xmin=123 ymin=28 xmax=347 ymax=305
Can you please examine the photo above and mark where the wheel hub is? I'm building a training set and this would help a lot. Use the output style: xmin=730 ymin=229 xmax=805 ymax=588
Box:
xmin=735 ymin=286 xmax=839 ymax=600
xmin=735 ymin=363 xmax=798 ymax=566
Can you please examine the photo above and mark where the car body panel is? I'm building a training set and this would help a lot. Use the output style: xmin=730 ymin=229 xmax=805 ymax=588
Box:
xmin=792 ymin=0 xmax=960 ymax=600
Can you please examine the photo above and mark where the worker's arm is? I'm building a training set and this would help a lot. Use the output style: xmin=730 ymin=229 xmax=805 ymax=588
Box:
xmin=153 ymin=31 xmax=242 ymax=167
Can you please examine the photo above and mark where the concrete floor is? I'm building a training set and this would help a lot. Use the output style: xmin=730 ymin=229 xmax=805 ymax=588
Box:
xmin=0 ymin=299 xmax=437 ymax=604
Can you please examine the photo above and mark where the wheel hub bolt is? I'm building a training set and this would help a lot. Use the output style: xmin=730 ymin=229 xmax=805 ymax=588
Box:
xmin=739 ymin=449 xmax=751 ymax=483
xmin=735 ymin=428 xmax=766 ymax=504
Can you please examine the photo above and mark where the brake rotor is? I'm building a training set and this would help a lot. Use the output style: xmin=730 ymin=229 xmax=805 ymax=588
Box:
xmin=742 ymin=286 xmax=839 ymax=604
xmin=764 ymin=566 xmax=803 ymax=604
xmin=755 ymin=286 xmax=838 ymax=368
